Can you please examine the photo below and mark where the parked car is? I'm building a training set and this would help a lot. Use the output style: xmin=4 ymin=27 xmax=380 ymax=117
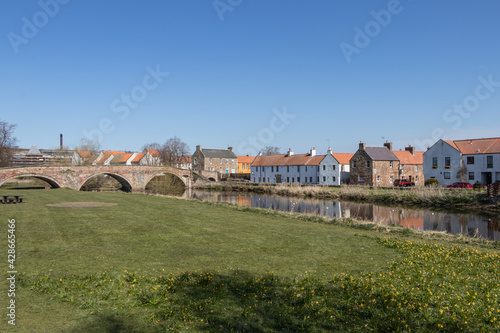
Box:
xmin=394 ymin=179 xmax=415 ymax=187
xmin=447 ymin=182 xmax=473 ymax=189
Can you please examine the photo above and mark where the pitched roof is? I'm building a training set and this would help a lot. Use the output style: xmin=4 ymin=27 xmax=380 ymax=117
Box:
xmin=252 ymin=153 xmax=326 ymax=167
xmin=445 ymin=137 xmax=500 ymax=155
xmin=146 ymin=148 xmax=161 ymax=157
xmin=237 ymin=155 xmax=256 ymax=164
xmin=201 ymin=149 xmax=237 ymax=159
xmin=76 ymin=150 xmax=92 ymax=158
xmin=332 ymin=153 xmax=353 ymax=165
xmin=110 ymin=154 xmax=126 ymax=164
xmin=363 ymin=147 xmax=399 ymax=161
xmin=172 ymin=155 xmax=192 ymax=164
xmin=132 ymin=153 xmax=145 ymax=163
xmin=27 ymin=145 xmax=41 ymax=155
xmin=393 ymin=150 xmax=424 ymax=165
xmin=120 ymin=153 xmax=134 ymax=163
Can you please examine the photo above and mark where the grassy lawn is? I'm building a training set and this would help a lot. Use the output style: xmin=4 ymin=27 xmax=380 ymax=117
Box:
xmin=1 ymin=187 xmax=499 ymax=332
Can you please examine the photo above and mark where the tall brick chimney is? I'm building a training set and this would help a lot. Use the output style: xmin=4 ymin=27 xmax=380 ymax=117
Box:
xmin=60 ymin=134 xmax=63 ymax=150
xmin=405 ymin=144 xmax=416 ymax=156
xmin=383 ymin=140 xmax=392 ymax=151
xmin=359 ymin=141 xmax=365 ymax=150
xmin=228 ymin=147 xmax=233 ymax=153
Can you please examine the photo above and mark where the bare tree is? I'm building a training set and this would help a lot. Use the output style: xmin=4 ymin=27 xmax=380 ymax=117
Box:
xmin=141 ymin=142 xmax=162 ymax=152
xmin=75 ymin=138 xmax=101 ymax=154
xmin=262 ymin=146 xmax=281 ymax=155
xmin=0 ymin=120 xmax=17 ymax=167
xmin=160 ymin=136 xmax=190 ymax=166
xmin=457 ymin=164 xmax=468 ymax=182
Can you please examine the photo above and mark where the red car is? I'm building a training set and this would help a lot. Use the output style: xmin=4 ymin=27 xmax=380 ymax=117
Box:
xmin=394 ymin=179 xmax=415 ymax=187
xmin=446 ymin=182 xmax=473 ymax=189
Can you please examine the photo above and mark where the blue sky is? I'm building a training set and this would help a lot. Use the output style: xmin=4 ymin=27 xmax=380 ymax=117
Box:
xmin=1 ymin=0 xmax=499 ymax=156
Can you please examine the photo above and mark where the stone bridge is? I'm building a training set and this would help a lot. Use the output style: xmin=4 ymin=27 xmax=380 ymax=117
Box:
xmin=0 ymin=165 xmax=193 ymax=192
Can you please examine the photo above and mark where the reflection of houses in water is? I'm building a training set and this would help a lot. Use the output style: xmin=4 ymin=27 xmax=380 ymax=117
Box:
xmin=192 ymin=190 xmax=500 ymax=241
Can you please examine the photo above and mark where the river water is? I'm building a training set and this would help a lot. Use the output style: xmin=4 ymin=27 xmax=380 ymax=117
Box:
xmin=185 ymin=189 xmax=500 ymax=241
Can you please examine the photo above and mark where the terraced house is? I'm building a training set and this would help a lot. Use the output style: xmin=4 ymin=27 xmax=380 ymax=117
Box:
xmin=251 ymin=148 xmax=352 ymax=185
xmin=349 ymin=141 xmax=424 ymax=187
xmin=192 ymin=145 xmax=238 ymax=175
xmin=423 ymin=137 xmax=500 ymax=186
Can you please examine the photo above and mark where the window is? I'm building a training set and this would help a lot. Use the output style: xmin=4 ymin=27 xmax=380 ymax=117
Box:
xmin=358 ymin=175 xmax=364 ymax=182
xmin=287 ymin=177 xmax=289 ymax=182
xmin=352 ymin=161 xmax=357 ymax=168
xmin=220 ymin=159 xmax=222 ymax=165
xmin=305 ymin=166 xmax=308 ymax=172
xmin=415 ymin=165 xmax=418 ymax=172
xmin=333 ymin=176 xmax=336 ymax=182
xmin=487 ymin=156 xmax=493 ymax=168
xmin=366 ymin=161 xmax=371 ymax=168
xmin=271 ymin=166 xmax=274 ymax=172
xmin=389 ymin=161 xmax=393 ymax=168
xmin=377 ymin=175 xmax=380 ymax=182
xmin=444 ymin=172 xmax=451 ymax=179
xmin=287 ymin=166 xmax=289 ymax=172
xmin=309 ymin=177 xmax=312 ymax=183
xmin=469 ymin=172 xmax=475 ymax=180
xmin=467 ymin=156 xmax=474 ymax=165
xmin=297 ymin=166 xmax=300 ymax=172
xmin=194 ymin=158 xmax=197 ymax=165
xmin=226 ymin=159 xmax=228 ymax=164
xmin=210 ymin=158 xmax=213 ymax=164
xmin=267 ymin=177 xmax=270 ymax=182
xmin=416 ymin=176 xmax=419 ymax=182
xmin=390 ymin=176 xmax=393 ymax=183
xmin=317 ymin=177 xmax=319 ymax=183
xmin=298 ymin=177 xmax=300 ymax=182
xmin=401 ymin=165 xmax=404 ymax=172
xmin=232 ymin=159 xmax=235 ymax=165
xmin=323 ymin=176 xmax=326 ymax=182
xmin=323 ymin=165 xmax=326 ymax=171
xmin=333 ymin=165 xmax=336 ymax=170
xmin=292 ymin=177 xmax=295 ymax=183
xmin=432 ymin=157 xmax=438 ymax=169
xmin=232 ymin=168 xmax=235 ymax=173
xmin=445 ymin=157 xmax=451 ymax=168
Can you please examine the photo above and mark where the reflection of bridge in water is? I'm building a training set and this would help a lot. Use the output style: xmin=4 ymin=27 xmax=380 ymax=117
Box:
xmin=191 ymin=190 xmax=500 ymax=241
xmin=0 ymin=166 xmax=192 ymax=192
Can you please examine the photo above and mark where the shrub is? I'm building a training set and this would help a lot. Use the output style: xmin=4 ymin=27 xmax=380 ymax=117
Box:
xmin=425 ymin=178 xmax=439 ymax=187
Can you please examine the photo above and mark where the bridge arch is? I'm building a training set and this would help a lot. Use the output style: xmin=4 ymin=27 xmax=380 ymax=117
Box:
xmin=0 ymin=174 xmax=62 ymax=188
xmin=79 ymin=172 xmax=133 ymax=192
xmin=144 ymin=172 xmax=188 ymax=188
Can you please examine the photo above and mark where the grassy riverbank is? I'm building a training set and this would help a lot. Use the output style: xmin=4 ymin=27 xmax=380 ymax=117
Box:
xmin=1 ymin=188 xmax=500 ymax=332
xmin=198 ymin=183 xmax=500 ymax=213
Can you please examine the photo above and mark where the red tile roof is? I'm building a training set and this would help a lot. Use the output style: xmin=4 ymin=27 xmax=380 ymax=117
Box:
xmin=237 ymin=156 xmax=256 ymax=164
xmin=132 ymin=153 xmax=145 ymax=163
xmin=445 ymin=137 xmax=500 ymax=155
xmin=77 ymin=150 xmax=92 ymax=158
xmin=332 ymin=153 xmax=353 ymax=165
xmin=120 ymin=153 xmax=134 ymax=163
xmin=393 ymin=150 xmax=424 ymax=165
xmin=252 ymin=154 xmax=326 ymax=167
xmin=173 ymin=155 xmax=192 ymax=163
xmin=146 ymin=149 xmax=161 ymax=157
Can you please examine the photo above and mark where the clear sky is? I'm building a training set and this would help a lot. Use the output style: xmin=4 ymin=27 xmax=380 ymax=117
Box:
xmin=1 ymin=0 xmax=499 ymax=156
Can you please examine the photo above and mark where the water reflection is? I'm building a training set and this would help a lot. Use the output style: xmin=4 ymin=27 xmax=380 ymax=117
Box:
xmin=188 ymin=190 xmax=500 ymax=241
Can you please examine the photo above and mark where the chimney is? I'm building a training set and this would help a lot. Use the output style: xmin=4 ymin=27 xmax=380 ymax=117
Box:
xmin=196 ymin=145 xmax=201 ymax=151
xmin=359 ymin=141 xmax=365 ymax=150
xmin=310 ymin=147 xmax=316 ymax=156
xmin=327 ymin=147 xmax=333 ymax=155
xmin=60 ymin=134 xmax=63 ymax=150
xmin=287 ymin=148 xmax=294 ymax=157
xmin=383 ymin=140 xmax=392 ymax=151
xmin=228 ymin=147 xmax=233 ymax=153
xmin=405 ymin=144 xmax=416 ymax=156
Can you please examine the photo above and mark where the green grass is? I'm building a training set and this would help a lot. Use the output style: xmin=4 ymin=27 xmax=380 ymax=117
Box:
xmin=2 ymin=187 xmax=500 ymax=332
xmin=1 ymin=188 xmax=396 ymax=332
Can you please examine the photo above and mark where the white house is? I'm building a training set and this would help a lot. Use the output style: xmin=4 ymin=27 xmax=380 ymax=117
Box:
xmin=251 ymin=148 xmax=352 ymax=185
xmin=423 ymin=138 xmax=500 ymax=186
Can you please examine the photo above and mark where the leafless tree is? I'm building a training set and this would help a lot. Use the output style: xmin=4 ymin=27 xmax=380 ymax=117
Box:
xmin=141 ymin=142 xmax=162 ymax=152
xmin=0 ymin=120 xmax=17 ymax=167
xmin=75 ymin=138 xmax=101 ymax=154
xmin=262 ymin=146 xmax=281 ymax=155
xmin=160 ymin=136 xmax=190 ymax=166
xmin=457 ymin=164 xmax=468 ymax=182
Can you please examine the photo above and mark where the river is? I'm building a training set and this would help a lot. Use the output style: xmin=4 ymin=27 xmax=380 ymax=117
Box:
xmin=184 ymin=189 xmax=500 ymax=241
